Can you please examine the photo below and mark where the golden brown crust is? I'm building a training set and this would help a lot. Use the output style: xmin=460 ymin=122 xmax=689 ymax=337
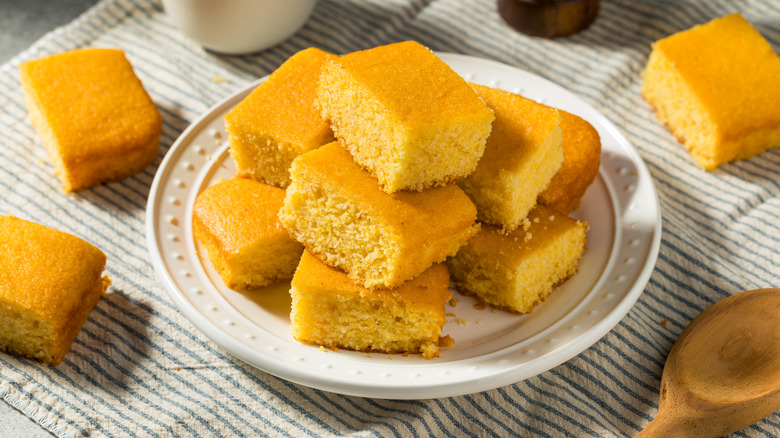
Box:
xmin=291 ymin=336 xmax=437 ymax=357
xmin=225 ymin=48 xmax=336 ymax=187
xmin=537 ymin=110 xmax=601 ymax=214
xmin=317 ymin=41 xmax=494 ymax=193
xmin=19 ymin=48 xmax=161 ymax=192
xmin=641 ymin=14 xmax=780 ymax=170
xmin=192 ymin=178 xmax=303 ymax=290
xmin=290 ymin=251 xmax=450 ymax=359
xmin=452 ymin=268 xmax=579 ymax=315
xmin=462 ymin=83 xmax=564 ymax=229
xmin=446 ymin=205 xmax=587 ymax=314
xmin=0 ymin=215 xmax=108 ymax=365
xmin=280 ymin=141 xmax=478 ymax=289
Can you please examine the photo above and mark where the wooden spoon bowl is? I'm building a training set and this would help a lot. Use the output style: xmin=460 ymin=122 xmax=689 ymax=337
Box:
xmin=639 ymin=288 xmax=780 ymax=437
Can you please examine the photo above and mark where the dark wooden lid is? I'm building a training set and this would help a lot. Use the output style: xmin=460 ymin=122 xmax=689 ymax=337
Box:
xmin=498 ymin=0 xmax=600 ymax=38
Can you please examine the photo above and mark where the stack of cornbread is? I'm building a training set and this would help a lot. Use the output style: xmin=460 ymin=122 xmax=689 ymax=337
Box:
xmin=194 ymin=41 xmax=600 ymax=359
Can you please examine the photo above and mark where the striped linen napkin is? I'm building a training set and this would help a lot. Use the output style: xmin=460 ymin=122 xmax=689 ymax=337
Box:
xmin=1 ymin=0 xmax=779 ymax=436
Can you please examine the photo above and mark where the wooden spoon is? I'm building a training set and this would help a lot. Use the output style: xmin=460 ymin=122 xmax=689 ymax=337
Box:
xmin=638 ymin=288 xmax=780 ymax=437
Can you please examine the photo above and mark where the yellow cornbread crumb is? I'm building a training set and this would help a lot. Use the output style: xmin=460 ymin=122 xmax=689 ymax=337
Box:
xmin=447 ymin=205 xmax=587 ymax=313
xmin=279 ymin=141 xmax=479 ymax=289
xmin=0 ymin=215 xmax=110 ymax=365
xmin=459 ymin=84 xmax=563 ymax=232
xmin=193 ymin=178 xmax=303 ymax=290
xmin=225 ymin=48 xmax=336 ymax=187
xmin=19 ymin=48 xmax=161 ymax=193
xmin=317 ymin=41 xmax=494 ymax=193
xmin=290 ymin=251 xmax=451 ymax=359
xmin=642 ymin=13 xmax=780 ymax=170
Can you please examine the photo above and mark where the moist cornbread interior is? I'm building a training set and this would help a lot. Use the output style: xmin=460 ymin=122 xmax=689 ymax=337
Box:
xmin=0 ymin=215 xmax=109 ymax=365
xmin=317 ymin=41 xmax=495 ymax=193
xmin=279 ymin=141 xmax=479 ymax=289
xmin=225 ymin=47 xmax=336 ymax=187
xmin=192 ymin=178 xmax=303 ymax=290
xmin=459 ymin=83 xmax=563 ymax=232
xmin=447 ymin=205 xmax=587 ymax=313
xmin=641 ymin=13 xmax=780 ymax=170
xmin=290 ymin=251 xmax=451 ymax=359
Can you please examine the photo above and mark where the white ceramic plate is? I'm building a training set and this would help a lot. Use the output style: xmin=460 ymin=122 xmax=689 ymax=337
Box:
xmin=146 ymin=53 xmax=661 ymax=399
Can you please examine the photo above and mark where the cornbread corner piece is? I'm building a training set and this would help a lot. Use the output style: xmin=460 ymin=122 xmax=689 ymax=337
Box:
xmin=641 ymin=13 xmax=780 ymax=170
xmin=0 ymin=215 xmax=110 ymax=365
xmin=19 ymin=48 xmax=162 ymax=193
xmin=290 ymin=251 xmax=452 ymax=359
xmin=537 ymin=110 xmax=601 ymax=214
xmin=458 ymin=84 xmax=563 ymax=232
xmin=279 ymin=141 xmax=479 ymax=289
xmin=225 ymin=47 xmax=336 ymax=187
xmin=317 ymin=41 xmax=495 ymax=193
xmin=446 ymin=205 xmax=587 ymax=313
xmin=193 ymin=178 xmax=304 ymax=291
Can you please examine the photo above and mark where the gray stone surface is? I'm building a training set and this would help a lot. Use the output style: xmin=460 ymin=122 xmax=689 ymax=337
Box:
xmin=1 ymin=2 xmax=100 ymax=436
xmin=0 ymin=401 xmax=53 ymax=438
xmin=0 ymin=0 xmax=99 ymax=63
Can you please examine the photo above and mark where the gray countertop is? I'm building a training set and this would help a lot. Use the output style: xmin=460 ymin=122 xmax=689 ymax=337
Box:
xmin=1 ymin=2 xmax=100 ymax=435
xmin=1 ymin=0 xmax=100 ymax=64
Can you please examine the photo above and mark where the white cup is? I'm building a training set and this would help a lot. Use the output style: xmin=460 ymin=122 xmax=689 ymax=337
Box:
xmin=161 ymin=0 xmax=317 ymax=55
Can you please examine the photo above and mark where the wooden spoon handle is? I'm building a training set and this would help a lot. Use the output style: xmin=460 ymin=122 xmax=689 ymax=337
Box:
xmin=635 ymin=414 xmax=686 ymax=438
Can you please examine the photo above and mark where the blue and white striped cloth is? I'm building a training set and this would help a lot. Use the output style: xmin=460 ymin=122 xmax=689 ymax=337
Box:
xmin=1 ymin=0 xmax=779 ymax=436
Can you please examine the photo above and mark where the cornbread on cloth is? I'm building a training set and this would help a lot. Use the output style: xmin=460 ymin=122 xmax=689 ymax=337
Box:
xmin=458 ymin=84 xmax=563 ymax=232
xmin=0 ymin=215 xmax=110 ymax=365
xmin=317 ymin=41 xmax=495 ymax=193
xmin=290 ymin=251 xmax=451 ymax=359
xmin=193 ymin=178 xmax=303 ymax=291
xmin=279 ymin=141 xmax=479 ymax=290
xmin=225 ymin=48 xmax=336 ymax=188
xmin=19 ymin=48 xmax=161 ymax=192
xmin=446 ymin=205 xmax=587 ymax=313
xmin=642 ymin=13 xmax=780 ymax=170
xmin=537 ymin=110 xmax=601 ymax=214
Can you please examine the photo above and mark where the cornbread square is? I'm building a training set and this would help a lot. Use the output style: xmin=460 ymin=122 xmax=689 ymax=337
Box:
xmin=19 ymin=48 xmax=162 ymax=193
xmin=225 ymin=48 xmax=336 ymax=187
xmin=193 ymin=178 xmax=303 ymax=291
xmin=290 ymin=251 xmax=451 ymax=359
xmin=458 ymin=84 xmax=563 ymax=232
xmin=0 ymin=215 xmax=109 ymax=365
xmin=279 ymin=141 xmax=479 ymax=289
xmin=317 ymin=41 xmax=495 ymax=193
xmin=538 ymin=110 xmax=601 ymax=214
xmin=446 ymin=205 xmax=587 ymax=313
xmin=642 ymin=13 xmax=780 ymax=170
